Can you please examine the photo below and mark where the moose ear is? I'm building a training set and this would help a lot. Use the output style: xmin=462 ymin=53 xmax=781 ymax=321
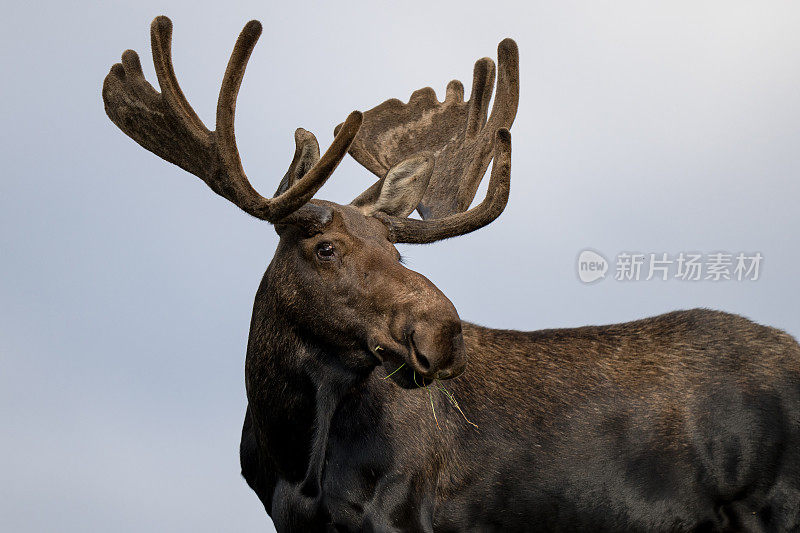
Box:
xmin=274 ymin=128 xmax=321 ymax=197
xmin=351 ymin=153 xmax=434 ymax=217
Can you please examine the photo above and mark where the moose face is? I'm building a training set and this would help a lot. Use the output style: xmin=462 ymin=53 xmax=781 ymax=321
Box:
xmin=270 ymin=201 xmax=466 ymax=385
xmin=102 ymin=16 xmax=517 ymax=385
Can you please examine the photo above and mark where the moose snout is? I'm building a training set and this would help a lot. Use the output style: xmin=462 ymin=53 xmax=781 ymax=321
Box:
xmin=380 ymin=264 xmax=467 ymax=382
xmin=407 ymin=320 xmax=466 ymax=380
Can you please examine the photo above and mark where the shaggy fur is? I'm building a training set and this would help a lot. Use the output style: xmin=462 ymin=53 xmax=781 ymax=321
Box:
xmin=102 ymin=17 xmax=800 ymax=531
xmin=239 ymin=204 xmax=800 ymax=532
xmin=242 ymin=290 xmax=800 ymax=531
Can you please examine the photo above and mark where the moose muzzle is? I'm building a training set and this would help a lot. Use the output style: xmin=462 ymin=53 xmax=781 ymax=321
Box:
xmin=389 ymin=267 xmax=467 ymax=381
xmin=406 ymin=318 xmax=466 ymax=380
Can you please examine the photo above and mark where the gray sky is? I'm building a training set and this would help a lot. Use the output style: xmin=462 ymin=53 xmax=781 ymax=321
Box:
xmin=2 ymin=1 xmax=799 ymax=531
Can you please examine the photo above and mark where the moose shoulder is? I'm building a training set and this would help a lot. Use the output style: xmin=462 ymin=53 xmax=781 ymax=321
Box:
xmin=104 ymin=16 xmax=800 ymax=533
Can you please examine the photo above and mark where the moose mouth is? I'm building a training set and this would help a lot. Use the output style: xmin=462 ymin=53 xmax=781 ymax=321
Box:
xmin=370 ymin=335 xmax=463 ymax=389
xmin=380 ymin=357 xmax=433 ymax=389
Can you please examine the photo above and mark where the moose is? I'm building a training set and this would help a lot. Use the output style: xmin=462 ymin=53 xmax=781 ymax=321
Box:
xmin=103 ymin=16 xmax=800 ymax=532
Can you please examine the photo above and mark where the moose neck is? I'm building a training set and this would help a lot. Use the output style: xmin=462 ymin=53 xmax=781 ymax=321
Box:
xmin=244 ymin=268 xmax=368 ymax=495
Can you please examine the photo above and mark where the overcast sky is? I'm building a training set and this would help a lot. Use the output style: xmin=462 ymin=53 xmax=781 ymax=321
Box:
xmin=2 ymin=1 xmax=800 ymax=531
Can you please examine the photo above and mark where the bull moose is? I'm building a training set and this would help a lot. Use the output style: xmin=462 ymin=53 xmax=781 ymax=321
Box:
xmin=102 ymin=16 xmax=800 ymax=532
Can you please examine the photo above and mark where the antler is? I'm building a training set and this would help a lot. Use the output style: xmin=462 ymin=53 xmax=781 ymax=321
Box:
xmin=340 ymin=38 xmax=518 ymax=243
xmin=377 ymin=129 xmax=511 ymax=243
xmin=102 ymin=16 xmax=362 ymax=222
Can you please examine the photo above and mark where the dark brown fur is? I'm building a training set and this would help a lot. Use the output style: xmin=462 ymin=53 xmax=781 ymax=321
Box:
xmin=239 ymin=203 xmax=800 ymax=532
xmin=103 ymin=18 xmax=800 ymax=532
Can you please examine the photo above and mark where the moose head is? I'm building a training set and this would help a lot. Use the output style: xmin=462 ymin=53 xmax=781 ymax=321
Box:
xmin=102 ymin=17 xmax=518 ymax=387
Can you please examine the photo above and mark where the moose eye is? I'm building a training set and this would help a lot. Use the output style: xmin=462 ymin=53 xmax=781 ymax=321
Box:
xmin=315 ymin=242 xmax=336 ymax=261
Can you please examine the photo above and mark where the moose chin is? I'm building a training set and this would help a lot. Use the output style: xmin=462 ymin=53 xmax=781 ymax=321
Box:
xmin=104 ymin=16 xmax=800 ymax=533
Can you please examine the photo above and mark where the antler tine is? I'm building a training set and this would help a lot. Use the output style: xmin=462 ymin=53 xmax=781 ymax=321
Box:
xmin=451 ymin=38 xmax=519 ymax=212
xmin=103 ymin=16 xmax=361 ymax=223
xmin=274 ymin=128 xmax=321 ymax=197
xmin=150 ymin=16 xmax=209 ymax=137
xmin=266 ymin=111 xmax=362 ymax=221
xmin=379 ymin=129 xmax=512 ymax=244
xmin=213 ymin=20 xmax=268 ymax=212
xmin=465 ymin=58 xmax=496 ymax=139
xmin=486 ymin=38 xmax=519 ymax=133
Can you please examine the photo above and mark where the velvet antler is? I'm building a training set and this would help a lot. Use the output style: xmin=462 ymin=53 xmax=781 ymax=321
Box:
xmin=103 ymin=16 xmax=362 ymax=222
xmin=340 ymin=39 xmax=518 ymax=243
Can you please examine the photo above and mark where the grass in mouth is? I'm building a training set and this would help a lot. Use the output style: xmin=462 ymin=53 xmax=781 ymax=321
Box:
xmin=435 ymin=380 xmax=478 ymax=429
xmin=382 ymin=362 xmax=406 ymax=380
xmin=412 ymin=371 xmax=478 ymax=430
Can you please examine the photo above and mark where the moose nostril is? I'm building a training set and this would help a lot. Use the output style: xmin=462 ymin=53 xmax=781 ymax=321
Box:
xmin=408 ymin=329 xmax=433 ymax=372
xmin=415 ymin=352 xmax=431 ymax=371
